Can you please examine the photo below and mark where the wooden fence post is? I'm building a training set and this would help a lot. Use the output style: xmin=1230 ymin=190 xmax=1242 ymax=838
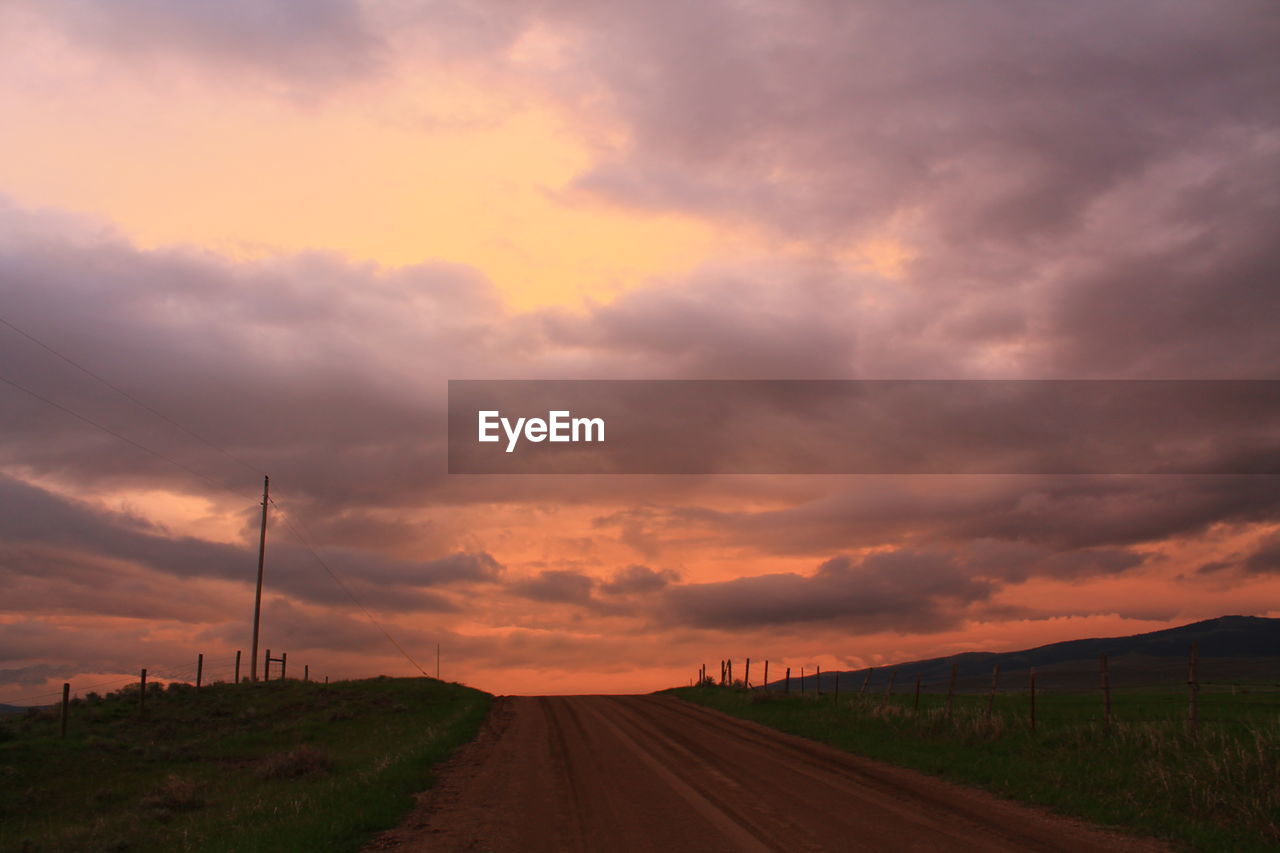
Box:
xmin=946 ymin=660 xmax=957 ymax=717
xmin=1188 ymin=643 xmax=1199 ymax=734
xmin=914 ymin=675 xmax=921 ymax=711
xmin=785 ymin=667 xmax=791 ymax=695
xmin=764 ymin=660 xmax=769 ymax=692
xmin=265 ymin=649 xmax=271 ymax=682
xmin=800 ymin=666 xmax=805 ymax=695
xmin=988 ymin=664 xmax=999 ymax=716
xmin=1100 ymin=653 xmax=1111 ymax=727
xmin=138 ymin=668 xmax=147 ymax=717
xmin=196 ymin=653 xmax=203 ymax=692
xmin=1029 ymin=667 xmax=1037 ymax=732
xmin=60 ymin=683 xmax=69 ymax=738
xmin=720 ymin=660 xmax=725 ymax=686
xmin=816 ymin=665 xmax=822 ymax=696
xmin=861 ymin=666 xmax=873 ymax=693
xmin=281 ymin=652 xmax=287 ymax=680
xmin=745 ymin=658 xmax=751 ymax=689
xmin=235 ymin=650 xmax=241 ymax=685
xmin=834 ymin=668 xmax=839 ymax=704
xmin=883 ymin=669 xmax=897 ymax=706
xmin=304 ymin=665 xmax=309 ymax=683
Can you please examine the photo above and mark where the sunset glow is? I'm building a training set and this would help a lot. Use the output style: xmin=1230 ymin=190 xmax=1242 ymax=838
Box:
xmin=2 ymin=0 xmax=1277 ymax=704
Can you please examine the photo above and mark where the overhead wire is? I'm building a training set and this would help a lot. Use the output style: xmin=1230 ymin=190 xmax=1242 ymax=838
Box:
xmin=0 ymin=311 xmax=437 ymax=685
xmin=0 ymin=371 xmax=231 ymax=495
xmin=0 ymin=313 xmax=261 ymax=478
xmin=268 ymin=497 xmax=431 ymax=677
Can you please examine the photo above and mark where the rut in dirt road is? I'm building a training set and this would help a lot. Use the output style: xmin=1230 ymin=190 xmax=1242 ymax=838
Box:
xmin=365 ymin=694 xmax=1166 ymax=853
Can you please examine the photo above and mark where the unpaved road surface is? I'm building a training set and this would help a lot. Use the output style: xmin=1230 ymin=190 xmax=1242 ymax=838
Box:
xmin=366 ymin=695 xmax=1164 ymax=852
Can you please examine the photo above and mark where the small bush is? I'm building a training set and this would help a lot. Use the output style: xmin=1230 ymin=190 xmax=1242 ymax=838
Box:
xmin=140 ymin=775 xmax=205 ymax=813
xmin=255 ymin=745 xmax=332 ymax=780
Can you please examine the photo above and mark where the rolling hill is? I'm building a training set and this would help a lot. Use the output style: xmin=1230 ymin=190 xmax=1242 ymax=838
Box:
xmin=772 ymin=615 xmax=1280 ymax=693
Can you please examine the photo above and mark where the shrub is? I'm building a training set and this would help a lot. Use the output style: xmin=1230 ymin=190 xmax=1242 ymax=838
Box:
xmin=255 ymin=745 xmax=333 ymax=780
xmin=140 ymin=774 xmax=205 ymax=813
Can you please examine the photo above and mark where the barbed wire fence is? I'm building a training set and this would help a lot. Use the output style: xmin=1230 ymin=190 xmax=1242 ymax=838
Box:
xmin=701 ymin=644 xmax=1279 ymax=732
xmin=0 ymin=311 xmax=444 ymax=720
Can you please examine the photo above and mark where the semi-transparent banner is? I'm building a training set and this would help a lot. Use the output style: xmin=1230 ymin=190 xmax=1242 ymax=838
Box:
xmin=447 ymin=380 xmax=1280 ymax=474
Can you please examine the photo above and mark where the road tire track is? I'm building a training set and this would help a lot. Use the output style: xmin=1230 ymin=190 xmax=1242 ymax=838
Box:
xmin=364 ymin=695 xmax=1167 ymax=852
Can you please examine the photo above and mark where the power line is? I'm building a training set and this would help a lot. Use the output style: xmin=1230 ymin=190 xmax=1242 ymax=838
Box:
xmin=0 ymin=371 xmax=231 ymax=495
xmin=0 ymin=316 xmax=438 ymax=681
xmin=268 ymin=497 xmax=431 ymax=678
xmin=0 ymin=313 xmax=261 ymax=478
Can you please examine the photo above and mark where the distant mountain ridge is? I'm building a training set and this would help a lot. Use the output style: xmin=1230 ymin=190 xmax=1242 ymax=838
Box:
xmin=765 ymin=615 xmax=1280 ymax=693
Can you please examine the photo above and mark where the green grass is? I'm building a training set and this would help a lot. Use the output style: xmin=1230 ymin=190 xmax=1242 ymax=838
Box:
xmin=0 ymin=676 xmax=491 ymax=853
xmin=669 ymin=683 xmax=1280 ymax=852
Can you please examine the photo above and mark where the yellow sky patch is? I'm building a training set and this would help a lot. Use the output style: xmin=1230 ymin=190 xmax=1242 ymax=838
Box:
xmin=0 ymin=51 xmax=720 ymax=310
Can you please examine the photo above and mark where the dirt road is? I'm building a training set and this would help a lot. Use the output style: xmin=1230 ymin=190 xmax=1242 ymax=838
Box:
xmin=366 ymin=695 xmax=1162 ymax=852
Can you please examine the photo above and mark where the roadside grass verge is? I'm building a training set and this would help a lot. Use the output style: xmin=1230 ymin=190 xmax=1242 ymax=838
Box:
xmin=0 ymin=676 xmax=490 ymax=853
xmin=669 ymin=684 xmax=1279 ymax=852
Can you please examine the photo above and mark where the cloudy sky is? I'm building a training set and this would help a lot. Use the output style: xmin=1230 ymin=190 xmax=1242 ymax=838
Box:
xmin=1 ymin=0 xmax=1277 ymax=701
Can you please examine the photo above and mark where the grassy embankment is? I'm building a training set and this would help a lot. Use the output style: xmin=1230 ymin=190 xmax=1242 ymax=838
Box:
xmin=670 ymin=683 xmax=1279 ymax=852
xmin=0 ymin=676 xmax=490 ymax=853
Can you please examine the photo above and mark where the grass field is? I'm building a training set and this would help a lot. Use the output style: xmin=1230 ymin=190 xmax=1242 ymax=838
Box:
xmin=0 ymin=676 xmax=491 ymax=853
xmin=670 ymin=683 xmax=1280 ymax=852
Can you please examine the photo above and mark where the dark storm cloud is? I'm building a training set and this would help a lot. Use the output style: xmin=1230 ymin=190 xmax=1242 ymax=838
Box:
xmin=0 ymin=664 xmax=70 ymax=690
xmin=20 ymin=0 xmax=384 ymax=90
xmin=676 ymin=477 xmax=1280 ymax=556
xmin=1 ymin=190 xmax=1275 ymax=645
xmin=2 ymin=0 xmax=1278 ymax=658
xmin=528 ymin=0 xmax=1280 ymax=378
xmin=0 ymin=200 xmax=505 ymax=517
xmin=0 ymin=201 xmax=869 ymax=523
xmin=508 ymin=569 xmax=596 ymax=604
xmin=504 ymin=568 xmax=650 ymax=618
xmin=1037 ymin=172 xmax=1280 ymax=378
xmin=600 ymin=565 xmax=679 ymax=596
xmin=661 ymin=550 xmax=994 ymax=631
xmin=557 ymin=1 xmax=1276 ymax=239
xmin=1243 ymin=535 xmax=1280 ymax=576
xmin=650 ymin=534 xmax=1155 ymax=632
xmin=0 ymin=475 xmax=500 ymax=615
xmin=0 ymin=545 xmax=236 ymax=623
xmin=536 ymin=270 xmax=861 ymax=378
xmin=0 ymin=619 xmax=172 ymax=690
xmin=947 ymin=477 xmax=1280 ymax=550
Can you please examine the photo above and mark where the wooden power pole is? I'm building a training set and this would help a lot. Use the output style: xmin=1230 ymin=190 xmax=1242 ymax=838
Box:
xmin=250 ymin=475 xmax=269 ymax=682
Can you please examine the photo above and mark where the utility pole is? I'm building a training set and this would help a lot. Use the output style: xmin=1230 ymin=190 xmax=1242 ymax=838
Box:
xmin=250 ymin=475 xmax=269 ymax=682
